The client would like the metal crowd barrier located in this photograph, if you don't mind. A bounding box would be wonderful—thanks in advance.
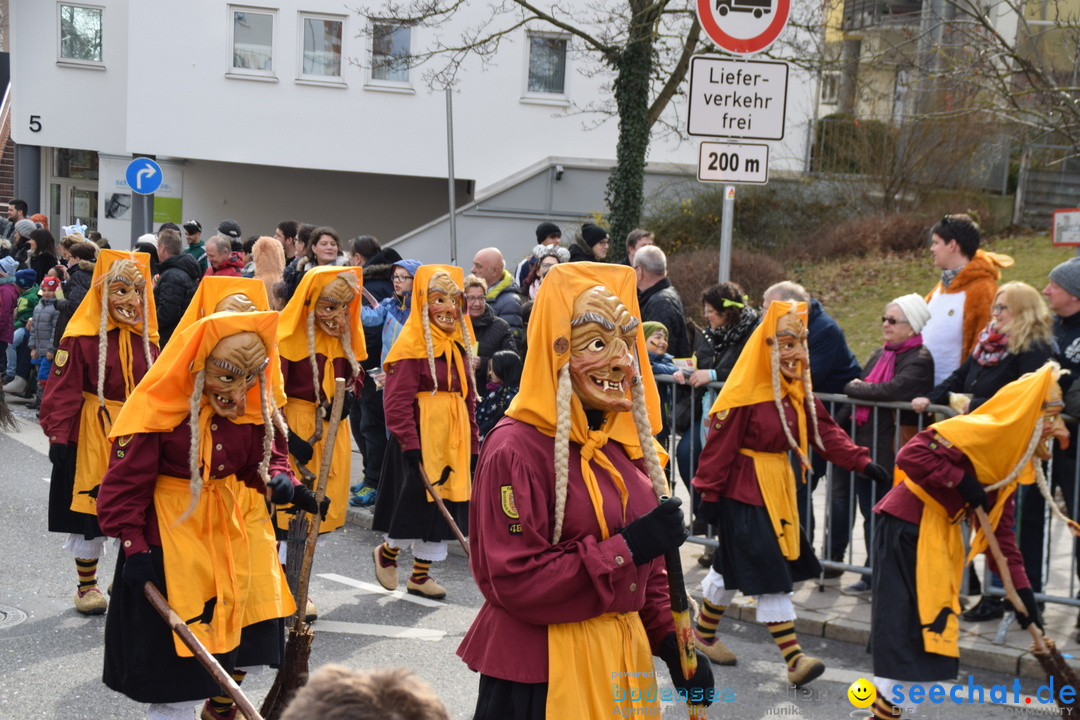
[654,374,1080,612]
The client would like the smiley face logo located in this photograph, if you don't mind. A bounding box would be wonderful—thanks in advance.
[847,678,876,709]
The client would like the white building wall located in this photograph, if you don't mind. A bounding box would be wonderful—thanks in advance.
[11,0,821,251]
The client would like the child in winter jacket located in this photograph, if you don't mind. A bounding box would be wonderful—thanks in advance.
[27,276,61,409]
[3,268,40,396]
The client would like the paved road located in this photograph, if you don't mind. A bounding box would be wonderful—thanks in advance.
[0,414,1068,719]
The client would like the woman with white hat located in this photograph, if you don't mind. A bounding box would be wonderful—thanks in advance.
[827,293,935,594]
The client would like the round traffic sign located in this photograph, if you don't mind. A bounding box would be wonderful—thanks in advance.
[696,0,790,55]
[125,157,163,195]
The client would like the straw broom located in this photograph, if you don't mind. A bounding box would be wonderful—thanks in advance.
[975,507,1079,714]
[260,378,346,720]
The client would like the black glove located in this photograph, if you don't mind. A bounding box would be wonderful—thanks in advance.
[292,483,330,520]
[696,501,720,527]
[122,551,160,590]
[1015,586,1043,630]
[620,497,688,566]
[266,473,294,504]
[956,472,989,512]
[322,392,353,423]
[862,462,890,484]
[287,430,314,466]
[49,442,73,465]
[403,449,422,476]
[659,632,715,707]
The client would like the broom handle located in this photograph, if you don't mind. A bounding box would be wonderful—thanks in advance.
[292,378,346,631]
[974,507,1047,652]
[658,496,706,719]
[144,582,266,720]
[417,462,470,556]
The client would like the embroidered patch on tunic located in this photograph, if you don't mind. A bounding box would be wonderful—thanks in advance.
[54,350,68,368]
[508,522,523,535]
[500,485,519,519]
[118,434,133,447]
[931,432,952,449]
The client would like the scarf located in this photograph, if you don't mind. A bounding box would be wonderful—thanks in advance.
[485,269,514,301]
[700,306,759,353]
[940,265,963,289]
[854,334,924,424]
[972,327,1009,366]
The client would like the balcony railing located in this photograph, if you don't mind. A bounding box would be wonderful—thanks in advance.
[842,0,924,31]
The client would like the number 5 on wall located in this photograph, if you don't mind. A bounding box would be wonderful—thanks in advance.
[29,115,41,132]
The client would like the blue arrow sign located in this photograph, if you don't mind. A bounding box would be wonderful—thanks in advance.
[125,157,163,195]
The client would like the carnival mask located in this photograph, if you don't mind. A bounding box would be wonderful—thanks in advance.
[427,272,462,334]
[105,260,145,327]
[569,286,638,413]
[772,313,809,381]
[313,276,356,338]
[214,293,258,314]
[204,331,269,419]
[1036,381,1070,459]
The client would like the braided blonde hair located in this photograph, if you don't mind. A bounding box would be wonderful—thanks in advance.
[551,364,573,544]
[180,369,206,522]
[304,308,324,445]
[631,378,670,501]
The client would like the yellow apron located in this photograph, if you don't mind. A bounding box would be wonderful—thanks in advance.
[416,391,471,503]
[903,479,964,658]
[154,475,249,657]
[235,484,296,627]
[741,448,800,560]
[70,392,123,516]
[275,398,350,533]
[546,612,659,717]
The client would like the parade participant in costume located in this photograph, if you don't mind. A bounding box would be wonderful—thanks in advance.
[276,265,365,534]
[371,265,478,600]
[866,364,1062,719]
[171,275,322,720]
[41,249,158,615]
[691,301,887,683]
[97,311,299,720]
[458,263,714,719]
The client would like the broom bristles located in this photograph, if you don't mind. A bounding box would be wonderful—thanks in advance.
[1031,636,1080,713]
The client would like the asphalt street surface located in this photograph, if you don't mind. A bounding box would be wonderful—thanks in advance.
[0,413,1067,719]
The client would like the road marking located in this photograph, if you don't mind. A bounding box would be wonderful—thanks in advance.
[313,619,445,641]
[319,573,445,608]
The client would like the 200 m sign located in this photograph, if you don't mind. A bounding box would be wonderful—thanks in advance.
[697,141,769,184]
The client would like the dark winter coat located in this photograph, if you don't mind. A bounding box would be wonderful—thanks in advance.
[30,251,58,284]
[927,338,1053,414]
[835,344,934,467]
[470,304,518,391]
[30,297,60,355]
[54,260,94,348]
[808,298,862,393]
[155,252,203,346]
[638,277,692,359]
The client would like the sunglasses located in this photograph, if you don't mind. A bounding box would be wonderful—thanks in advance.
[881,316,910,325]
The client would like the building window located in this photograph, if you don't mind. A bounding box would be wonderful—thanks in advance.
[821,71,840,105]
[58,3,103,65]
[371,23,411,83]
[300,14,344,79]
[230,6,275,77]
[526,33,567,96]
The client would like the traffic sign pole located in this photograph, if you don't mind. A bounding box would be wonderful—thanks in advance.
[126,156,161,248]
[719,186,735,283]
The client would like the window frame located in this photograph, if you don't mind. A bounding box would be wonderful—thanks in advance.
[820,71,840,106]
[521,30,570,106]
[297,11,347,87]
[365,20,415,93]
[226,4,278,82]
[56,2,105,69]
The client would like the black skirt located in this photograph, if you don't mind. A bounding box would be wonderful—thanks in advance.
[712,497,821,596]
[371,436,468,543]
[870,513,959,682]
[472,674,548,720]
[47,446,103,539]
[102,547,281,703]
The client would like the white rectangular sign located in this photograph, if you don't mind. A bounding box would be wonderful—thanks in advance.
[698,142,769,184]
[687,56,788,140]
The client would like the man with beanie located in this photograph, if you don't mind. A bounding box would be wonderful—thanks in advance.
[569,222,610,262]
[13,219,39,266]
[182,220,208,272]
[634,245,691,358]
[514,221,561,286]
[921,216,1011,384]
[1018,257,1080,631]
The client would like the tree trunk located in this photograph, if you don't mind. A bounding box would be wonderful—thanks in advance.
[604,8,656,262]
